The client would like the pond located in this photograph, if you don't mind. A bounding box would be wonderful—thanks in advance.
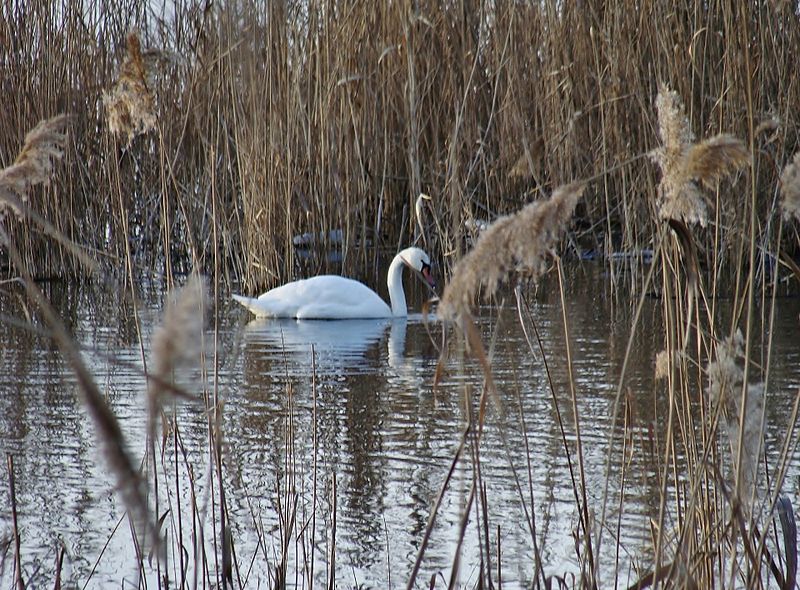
[0,265,798,588]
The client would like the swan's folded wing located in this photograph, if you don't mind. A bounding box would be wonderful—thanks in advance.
[234,275,392,319]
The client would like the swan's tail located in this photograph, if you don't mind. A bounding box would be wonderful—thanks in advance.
[232,294,260,316]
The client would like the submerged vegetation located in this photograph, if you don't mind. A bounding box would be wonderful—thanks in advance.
[2,0,800,588]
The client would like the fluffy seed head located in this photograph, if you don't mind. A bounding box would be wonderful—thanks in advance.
[103,31,157,144]
[148,274,209,455]
[706,330,764,506]
[685,135,751,188]
[651,85,749,227]
[151,273,209,383]
[0,115,70,217]
[440,182,584,321]
[706,330,746,409]
[780,152,800,222]
[655,349,678,380]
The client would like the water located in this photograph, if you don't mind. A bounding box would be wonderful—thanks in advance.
[0,272,799,588]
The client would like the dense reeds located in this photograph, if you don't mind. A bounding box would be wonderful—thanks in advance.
[103,31,158,145]
[651,85,750,228]
[427,78,799,589]
[1,1,799,290]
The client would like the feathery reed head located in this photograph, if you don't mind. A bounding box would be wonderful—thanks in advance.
[439,182,584,321]
[148,273,209,454]
[0,115,71,217]
[654,349,678,380]
[706,330,746,408]
[103,31,157,144]
[654,85,695,159]
[706,330,764,504]
[509,152,533,179]
[151,273,210,383]
[780,152,800,222]
[685,135,751,187]
[651,85,749,227]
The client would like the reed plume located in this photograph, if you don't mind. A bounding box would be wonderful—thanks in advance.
[103,31,157,144]
[654,349,678,381]
[0,115,70,217]
[780,152,800,222]
[148,274,209,435]
[651,85,750,227]
[439,182,584,321]
[706,330,764,509]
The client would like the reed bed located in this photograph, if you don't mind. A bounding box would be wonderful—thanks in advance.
[423,78,800,589]
[1,1,798,291]
[2,1,800,589]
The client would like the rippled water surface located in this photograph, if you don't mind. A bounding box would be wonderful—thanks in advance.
[0,270,798,588]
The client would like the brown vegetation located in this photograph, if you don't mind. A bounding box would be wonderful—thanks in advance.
[0,115,70,218]
[651,85,750,227]
[440,182,584,321]
[103,32,158,145]
[0,1,798,289]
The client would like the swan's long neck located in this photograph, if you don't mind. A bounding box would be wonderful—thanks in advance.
[386,254,408,317]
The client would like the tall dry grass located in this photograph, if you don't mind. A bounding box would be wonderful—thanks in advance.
[0,1,798,292]
[0,114,71,217]
[423,75,799,588]
[0,115,160,580]
[103,31,158,145]
[651,84,750,228]
[587,79,799,589]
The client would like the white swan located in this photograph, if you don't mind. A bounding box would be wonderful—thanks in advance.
[232,247,434,319]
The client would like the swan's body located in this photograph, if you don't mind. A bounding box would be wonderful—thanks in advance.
[235,276,392,319]
[233,247,433,319]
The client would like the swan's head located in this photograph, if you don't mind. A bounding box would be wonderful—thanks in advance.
[399,247,435,289]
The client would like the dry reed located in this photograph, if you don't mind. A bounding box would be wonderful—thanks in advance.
[151,274,209,379]
[0,115,154,553]
[706,330,765,510]
[780,152,800,222]
[4,3,800,585]
[148,274,209,437]
[0,115,70,218]
[654,349,678,381]
[439,182,584,321]
[0,237,157,564]
[103,31,157,145]
[0,115,99,272]
[2,2,798,288]
[651,85,750,227]
[0,112,158,563]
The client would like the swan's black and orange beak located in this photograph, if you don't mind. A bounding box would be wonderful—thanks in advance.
[421,261,436,289]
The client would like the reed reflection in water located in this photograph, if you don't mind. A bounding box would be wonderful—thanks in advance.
[0,277,798,588]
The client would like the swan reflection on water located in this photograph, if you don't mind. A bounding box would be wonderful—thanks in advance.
[238,314,436,381]
[240,317,397,377]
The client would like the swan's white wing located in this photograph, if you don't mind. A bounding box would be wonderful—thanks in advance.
[292,276,391,318]
[234,275,392,319]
